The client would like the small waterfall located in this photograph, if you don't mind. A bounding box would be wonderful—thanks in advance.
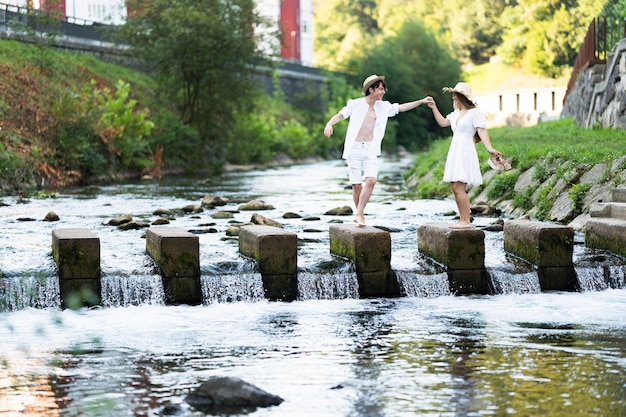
[395,271,450,298]
[574,250,626,290]
[0,274,61,311]
[297,270,360,300]
[575,267,609,291]
[201,273,265,304]
[488,268,541,294]
[101,275,165,307]
[576,264,626,290]
[608,265,625,288]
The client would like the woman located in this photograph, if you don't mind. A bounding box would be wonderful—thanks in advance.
[426,82,501,229]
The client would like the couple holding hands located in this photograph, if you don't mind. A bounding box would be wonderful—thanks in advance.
[324,74,503,229]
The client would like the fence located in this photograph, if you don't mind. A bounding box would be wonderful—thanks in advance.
[0,2,115,43]
[565,17,626,102]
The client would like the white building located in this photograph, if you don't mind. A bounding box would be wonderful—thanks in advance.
[65,0,127,25]
[473,87,567,127]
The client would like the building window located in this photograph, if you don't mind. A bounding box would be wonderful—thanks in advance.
[499,95,502,112]
[552,91,556,111]
[516,94,520,113]
[534,93,537,111]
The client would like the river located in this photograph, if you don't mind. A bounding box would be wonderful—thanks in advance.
[0,155,625,416]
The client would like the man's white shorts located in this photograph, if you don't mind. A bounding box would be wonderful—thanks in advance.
[347,141,379,184]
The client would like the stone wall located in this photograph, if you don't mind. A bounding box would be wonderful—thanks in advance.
[467,154,626,231]
[562,38,626,128]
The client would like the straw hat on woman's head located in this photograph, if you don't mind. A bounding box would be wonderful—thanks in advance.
[442,82,472,100]
[362,74,385,95]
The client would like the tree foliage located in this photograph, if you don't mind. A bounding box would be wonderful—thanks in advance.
[496,0,605,77]
[314,0,609,78]
[120,0,276,170]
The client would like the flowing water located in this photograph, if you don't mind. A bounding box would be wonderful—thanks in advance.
[1,155,625,416]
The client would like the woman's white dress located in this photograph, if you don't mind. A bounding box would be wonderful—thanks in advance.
[443,108,487,186]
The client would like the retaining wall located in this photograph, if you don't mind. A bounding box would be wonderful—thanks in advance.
[563,38,626,128]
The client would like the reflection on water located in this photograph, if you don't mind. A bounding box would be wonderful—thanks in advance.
[1,156,626,416]
[1,294,625,416]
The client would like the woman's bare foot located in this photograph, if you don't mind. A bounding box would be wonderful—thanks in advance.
[450,221,472,229]
[354,213,366,227]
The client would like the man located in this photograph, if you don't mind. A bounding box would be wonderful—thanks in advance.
[324,74,428,227]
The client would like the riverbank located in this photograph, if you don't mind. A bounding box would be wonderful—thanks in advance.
[0,39,337,193]
[404,118,626,229]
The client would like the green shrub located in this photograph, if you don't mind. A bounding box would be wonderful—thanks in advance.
[569,182,592,213]
[486,170,520,200]
[147,110,201,170]
[278,120,315,160]
[513,187,534,211]
[0,141,36,191]
[50,88,105,178]
[535,181,557,220]
[227,111,277,164]
[91,80,155,169]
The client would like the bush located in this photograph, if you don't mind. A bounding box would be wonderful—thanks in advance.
[486,171,520,200]
[147,110,201,171]
[278,120,315,160]
[569,182,593,214]
[227,112,277,164]
[0,141,37,192]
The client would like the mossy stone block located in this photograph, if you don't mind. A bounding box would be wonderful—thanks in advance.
[146,226,200,278]
[239,225,297,275]
[504,220,573,267]
[52,228,100,280]
[417,223,485,270]
[329,224,391,273]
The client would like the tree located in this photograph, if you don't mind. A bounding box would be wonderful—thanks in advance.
[313,0,380,71]
[120,0,277,170]
[497,0,606,77]
[314,0,507,70]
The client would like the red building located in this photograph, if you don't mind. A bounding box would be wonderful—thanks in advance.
[280,0,300,61]
[30,0,65,15]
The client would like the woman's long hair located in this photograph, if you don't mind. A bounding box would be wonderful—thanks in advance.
[451,93,481,143]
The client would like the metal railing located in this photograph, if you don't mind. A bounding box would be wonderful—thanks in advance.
[565,17,626,101]
[0,2,115,42]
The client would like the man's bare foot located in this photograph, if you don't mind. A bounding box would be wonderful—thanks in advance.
[355,213,366,227]
[450,222,472,229]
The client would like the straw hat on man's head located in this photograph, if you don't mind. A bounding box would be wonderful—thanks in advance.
[442,82,472,100]
[362,74,385,95]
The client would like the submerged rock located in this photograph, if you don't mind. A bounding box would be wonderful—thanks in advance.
[108,213,132,226]
[239,200,275,211]
[44,211,60,221]
[324,206,353,216]
[251,213,282,227]
[202,195,229,207]
[185,376,283,412]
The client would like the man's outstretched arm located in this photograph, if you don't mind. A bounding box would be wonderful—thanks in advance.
[398,97,429,113]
